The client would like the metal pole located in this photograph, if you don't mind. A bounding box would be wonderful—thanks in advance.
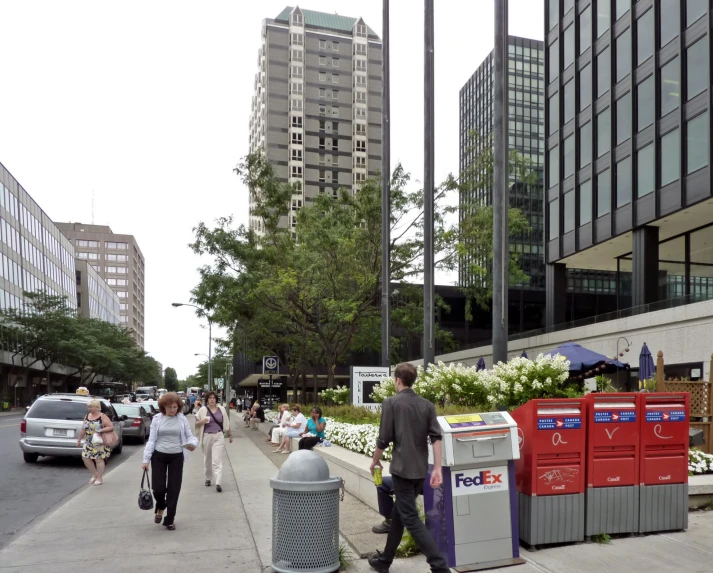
[423,0,435,369]
[269,374,273,410]
[492,0,509,365]
[381,0,391,369]
[207,318,213,392]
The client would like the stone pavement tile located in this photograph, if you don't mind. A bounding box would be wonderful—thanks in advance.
[658,510,713,558]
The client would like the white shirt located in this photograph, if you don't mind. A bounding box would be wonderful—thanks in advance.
[291,413,307,433]
[279,410,292,427]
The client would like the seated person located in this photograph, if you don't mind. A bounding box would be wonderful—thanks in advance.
[371,475,394,534]
[274,405,306,454]
[298,406,327,450]
[267,404,291,444]
[249,403,266,430]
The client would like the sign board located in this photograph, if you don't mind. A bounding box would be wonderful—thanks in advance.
[351,366,390,411]
[259,379,283,389]
[452,466,509,496]
[216,378,224,390]
[263,356,279,375]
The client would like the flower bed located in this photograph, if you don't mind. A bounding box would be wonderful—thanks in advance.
[689,449,713,475]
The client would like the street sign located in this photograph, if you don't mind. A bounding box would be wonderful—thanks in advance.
[351,366,390,411]
[259,379,282,389]
[263,356,279,375]
[216,378,224,390]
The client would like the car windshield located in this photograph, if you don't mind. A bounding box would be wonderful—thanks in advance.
[26,400,88,421]
[114,405,142,416]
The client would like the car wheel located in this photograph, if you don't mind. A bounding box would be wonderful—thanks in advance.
[114,437,123,455]
[23,452,39,463]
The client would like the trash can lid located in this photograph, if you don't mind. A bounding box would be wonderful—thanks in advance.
[275,450,330,483]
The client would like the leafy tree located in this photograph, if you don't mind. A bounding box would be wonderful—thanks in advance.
[192,356,231,390]
[164,367,178,392]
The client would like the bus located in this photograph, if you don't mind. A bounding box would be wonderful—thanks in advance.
[135,386,158,399]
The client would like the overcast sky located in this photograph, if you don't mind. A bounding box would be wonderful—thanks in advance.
[0,0,543,379]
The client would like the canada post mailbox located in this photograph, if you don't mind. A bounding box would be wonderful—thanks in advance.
[511,398,587,546]
[585,393,640,536]
[639,392,690,533]
[425,412,524,571]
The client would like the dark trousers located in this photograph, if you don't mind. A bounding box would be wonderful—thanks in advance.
[151,450,184,526]
[380,474,449,573]
[377,475,394,518]
[298,436,321,450]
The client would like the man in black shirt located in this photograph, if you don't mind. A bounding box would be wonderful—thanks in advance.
[368,363,448,573]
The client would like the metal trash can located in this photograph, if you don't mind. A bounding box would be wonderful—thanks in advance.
[270,450,343,573]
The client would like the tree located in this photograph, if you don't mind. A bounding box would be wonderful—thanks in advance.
[164,367,178,392]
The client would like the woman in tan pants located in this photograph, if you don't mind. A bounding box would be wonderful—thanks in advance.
[195,392,233,492]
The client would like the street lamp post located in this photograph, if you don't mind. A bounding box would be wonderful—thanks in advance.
[173,302,213,392]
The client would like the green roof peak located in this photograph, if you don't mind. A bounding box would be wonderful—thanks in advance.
[274,6,378,38]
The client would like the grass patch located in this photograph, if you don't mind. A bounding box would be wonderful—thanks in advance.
[338,542,355,570]
[593,533,611,544]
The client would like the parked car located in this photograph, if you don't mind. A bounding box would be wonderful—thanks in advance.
[113,404,151,443]
[19,393,127,463]
[135,394,152,402]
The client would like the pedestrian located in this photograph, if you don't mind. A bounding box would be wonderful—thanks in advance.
[274,405,306,454]
[371,475,394,534]
[249,402,265,430]
[298,406,327,450]
[141,392,198,531]
[368,363,448,573]
[195,391,233,493]
[75,399,113,486]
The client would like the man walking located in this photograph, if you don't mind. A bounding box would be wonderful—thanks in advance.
[368,363,449,573]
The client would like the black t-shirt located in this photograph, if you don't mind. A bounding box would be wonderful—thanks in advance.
[256,407,265,422]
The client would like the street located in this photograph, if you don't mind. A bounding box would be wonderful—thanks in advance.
[0,412,142,550]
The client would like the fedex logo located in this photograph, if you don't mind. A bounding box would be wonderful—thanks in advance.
[451,466,509,497]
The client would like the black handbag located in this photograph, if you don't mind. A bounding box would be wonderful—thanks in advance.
[138,469,153,511]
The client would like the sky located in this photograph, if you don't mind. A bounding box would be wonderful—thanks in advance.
[0,0,543,379]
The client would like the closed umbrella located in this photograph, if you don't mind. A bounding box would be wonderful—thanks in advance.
[476,357,486,371]
[638,343,655,390]
[521,350,528,359]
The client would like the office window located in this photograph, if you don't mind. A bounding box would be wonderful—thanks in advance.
[564,80,575,124]
[564,192,575,233]
[291,33,303,45]
[332,58,339,68]
[580,121,592,167]
[687,0,708,26]
[637,144,655,198]
[319,39,326,50]
[332,107,339,117]
[661,129,681,186]
[291,133,302,144]
[616,92,631,145]
[687,112,709,174]
[616,0,630,21]
[580,64,592,111]
[564,135,575,178]
[332,90,339,101]
[687,37,709,100]
[549,146,559,188]
[597,107,611,158]
[637,75,654,131]
[598,0,610,38]
[616,28,631,82]
[291,116,302,128]
[580,7,592,54]
[661,57,680,117]
[549,92,559,135]
[319,56,327,66]
[333,41,339,52]
[564,0,574,16]
[332,74,339,84]
[660,0,680,48]
[291,166,302,177]
[637,10,654,65]
[616,156,632,207]
[549,199,559,240]
[319,72,326,82]
[291,149,302,161]
[549,40,559,83]
[597,169,611,216]
[564,25,574,70]
[597,47,610,97]
[549,0,558,31]
[580,180,592,224]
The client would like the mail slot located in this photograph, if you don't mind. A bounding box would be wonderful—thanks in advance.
[638,393,690,533]
[425,411,523,570]
[584,393,640,536]
[511,398,587,546]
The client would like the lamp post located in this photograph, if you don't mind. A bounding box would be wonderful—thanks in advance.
[173,302,213,392]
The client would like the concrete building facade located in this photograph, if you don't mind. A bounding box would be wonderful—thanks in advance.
[74,259,121,325]
[249,6,382,234]
[57,223,145,347]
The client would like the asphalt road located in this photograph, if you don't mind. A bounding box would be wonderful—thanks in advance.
[0,413,142,550]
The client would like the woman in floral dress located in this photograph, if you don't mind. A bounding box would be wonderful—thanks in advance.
[76,399,113,485]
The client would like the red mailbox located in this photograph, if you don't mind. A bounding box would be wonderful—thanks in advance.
[584,393,640,536]
[511,398,587,545]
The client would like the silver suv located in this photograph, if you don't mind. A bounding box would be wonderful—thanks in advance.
[20,394,126,463]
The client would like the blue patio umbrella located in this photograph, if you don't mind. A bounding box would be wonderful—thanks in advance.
[638,343,655,388]
[545,341,628,375]
[476,357,486,371]
[521,350,528,359]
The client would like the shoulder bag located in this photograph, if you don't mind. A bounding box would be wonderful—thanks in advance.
[138,469,154,510]
[101,414,120,448]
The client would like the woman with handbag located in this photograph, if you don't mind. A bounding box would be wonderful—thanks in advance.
[75,399,116,486]
[195,391,233,492]
[141,392,197,530]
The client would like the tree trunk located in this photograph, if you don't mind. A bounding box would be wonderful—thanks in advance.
[300,371,308,404]
[313,368,319,404]
[326,361,335,389]
[290,371,299,403]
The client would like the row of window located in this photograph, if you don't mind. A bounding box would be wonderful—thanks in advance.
[19,203,42,243]
[77,251,129,261]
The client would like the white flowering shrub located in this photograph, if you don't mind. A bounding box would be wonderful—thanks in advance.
[689,449,713,475]
[323,417,393,460]
[320,385,351,405]
[265,410,279,423]
[370,376,397,402]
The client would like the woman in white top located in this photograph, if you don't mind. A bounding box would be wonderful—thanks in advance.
[274,404,307,454]
[269,404,292,450]
[141,393,198,530]
[195,391,233,493]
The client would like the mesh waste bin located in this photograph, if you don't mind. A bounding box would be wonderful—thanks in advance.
[270,450,343,573]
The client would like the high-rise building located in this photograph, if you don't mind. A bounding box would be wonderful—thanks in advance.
[459,36,546,289]
[74,260,121,325]
[57,223,145,347]
[544,0,713,327]
[249,6,382,234]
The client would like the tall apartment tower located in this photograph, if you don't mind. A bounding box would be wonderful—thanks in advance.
[249,6,382,234]
[56,223,145,347]
[459,36,546,289]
